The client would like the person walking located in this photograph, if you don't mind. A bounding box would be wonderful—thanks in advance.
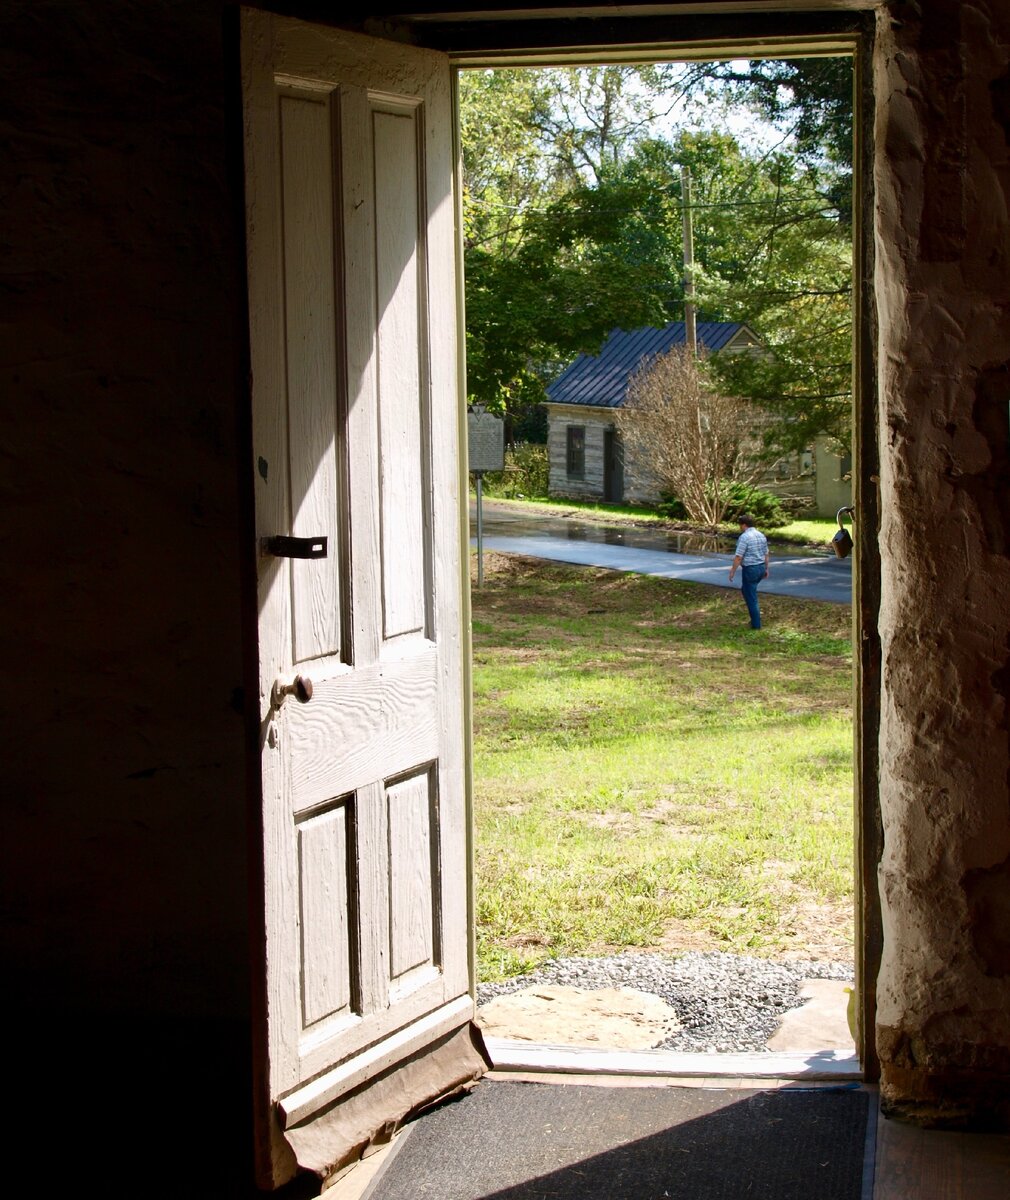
[728,513,769,629]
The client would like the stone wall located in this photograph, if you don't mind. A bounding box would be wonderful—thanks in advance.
[874,0,1010,1127]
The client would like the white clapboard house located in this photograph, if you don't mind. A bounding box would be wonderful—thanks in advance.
[545,321,850,514]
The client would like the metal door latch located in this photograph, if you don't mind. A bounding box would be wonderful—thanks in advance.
[262,535,328,559]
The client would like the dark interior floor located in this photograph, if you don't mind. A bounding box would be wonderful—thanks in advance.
[324,1078,1010,1200]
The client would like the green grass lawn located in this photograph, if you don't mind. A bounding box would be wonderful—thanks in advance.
[474,494,840,550]
[772,518,845,547]
[471,553,855,981]
[478,494,671,524]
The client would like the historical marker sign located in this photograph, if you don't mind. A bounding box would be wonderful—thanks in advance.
[467,407,503,589]
[467,408,504,473]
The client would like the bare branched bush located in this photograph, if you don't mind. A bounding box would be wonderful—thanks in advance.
[616,346,764,526]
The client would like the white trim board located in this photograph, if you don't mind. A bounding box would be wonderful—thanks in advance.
[483,1039,861,1080]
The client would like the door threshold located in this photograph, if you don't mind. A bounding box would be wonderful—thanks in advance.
[483,1038,861,1081]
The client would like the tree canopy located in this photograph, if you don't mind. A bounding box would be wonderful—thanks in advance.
[699,57,854,220]
[458,60,854,453]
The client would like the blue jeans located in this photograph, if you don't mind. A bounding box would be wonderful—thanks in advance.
[740,563,766,629]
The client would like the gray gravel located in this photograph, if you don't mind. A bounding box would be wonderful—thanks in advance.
[477,951,853,1053]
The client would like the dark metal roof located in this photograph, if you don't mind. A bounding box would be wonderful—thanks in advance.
[545,322,749,409]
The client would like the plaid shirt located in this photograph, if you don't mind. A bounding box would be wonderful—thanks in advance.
[735,526,768,566]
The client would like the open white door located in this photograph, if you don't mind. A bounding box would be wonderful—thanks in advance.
[241,9,482,1188]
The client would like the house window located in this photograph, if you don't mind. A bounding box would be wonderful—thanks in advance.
[566,425,585,477]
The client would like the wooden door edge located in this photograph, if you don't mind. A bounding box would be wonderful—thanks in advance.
[285,1017,489,1184]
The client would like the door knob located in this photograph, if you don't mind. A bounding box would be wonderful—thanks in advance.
[272,674,313,707]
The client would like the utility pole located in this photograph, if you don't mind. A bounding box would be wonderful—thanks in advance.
[681,165,697,357]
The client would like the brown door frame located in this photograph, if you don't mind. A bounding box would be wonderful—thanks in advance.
[850,30,881,1081]
[319,1,883,1078]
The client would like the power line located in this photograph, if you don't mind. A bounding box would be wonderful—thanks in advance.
[465,195,844,216]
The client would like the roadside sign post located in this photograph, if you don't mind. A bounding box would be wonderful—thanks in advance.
[467,406,504,588]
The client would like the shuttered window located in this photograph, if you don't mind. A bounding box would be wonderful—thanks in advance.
[566,425,585,477]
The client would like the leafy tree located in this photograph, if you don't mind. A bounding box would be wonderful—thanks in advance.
[690,144,853,454]
[592,130,853,455]
[531,63,707,185]
[459,69,559,256]
[702,223,853,455]
[462,147,682,428]
[459,67,684,432]
[458,65,854,455]
[593,129,853,454]
[697,57,853,219]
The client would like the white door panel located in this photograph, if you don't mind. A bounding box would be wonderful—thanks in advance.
[242,8,475,1186]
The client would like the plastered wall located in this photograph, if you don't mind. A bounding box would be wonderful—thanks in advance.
[0,0,253,1025]
[874,0,1010,1126]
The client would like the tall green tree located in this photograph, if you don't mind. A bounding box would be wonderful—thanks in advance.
[463,165,678,423]
[460,67,690,429]
[702,213,853,454]
[531,64,707,185]
[459,69,559,257]
[696,57,853,219]
[662,60,855,451]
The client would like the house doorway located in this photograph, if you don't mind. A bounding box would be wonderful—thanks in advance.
[459,42,874,1074]
[603,429,624,503]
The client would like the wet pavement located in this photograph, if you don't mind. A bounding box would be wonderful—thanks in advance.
[470,500,852,605]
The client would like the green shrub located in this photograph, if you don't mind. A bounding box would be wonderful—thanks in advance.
[657,481,789,528]
[656,492,688,519]
[719,481,790,527]
[479,442,549,499]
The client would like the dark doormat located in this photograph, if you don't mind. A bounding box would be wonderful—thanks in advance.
[365,1080,870,1200]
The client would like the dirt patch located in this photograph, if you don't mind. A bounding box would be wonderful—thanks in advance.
[774,899,854,962]
[656,920,733,955]
[580,810,636,831]
[501,933,552,950]
[639,798,679,822]
[656,897,854,964]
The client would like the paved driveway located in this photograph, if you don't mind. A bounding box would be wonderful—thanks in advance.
[470,502,851,605]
